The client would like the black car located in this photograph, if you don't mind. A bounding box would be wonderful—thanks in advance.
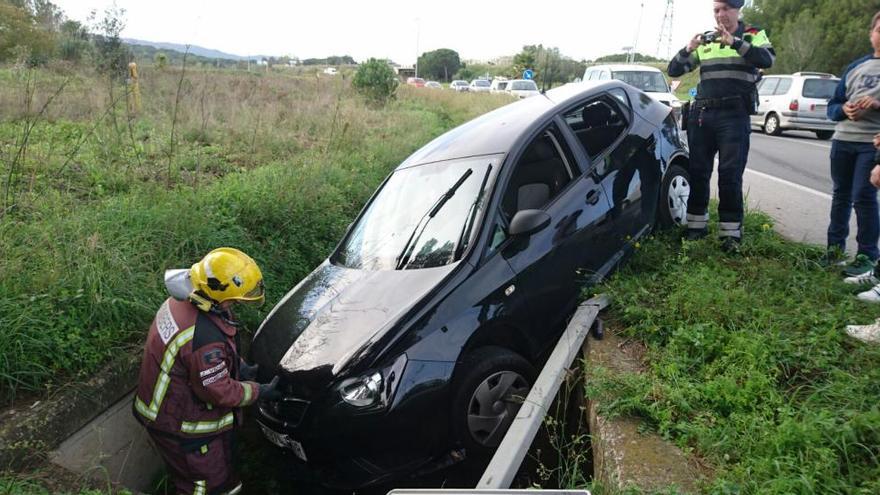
[250,80,691,488]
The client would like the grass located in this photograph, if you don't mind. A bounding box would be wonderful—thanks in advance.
[0,63,511,405]
[588,209,880,494]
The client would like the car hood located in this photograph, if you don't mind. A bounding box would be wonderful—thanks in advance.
[643,91,678,105]
[252,260,457,389]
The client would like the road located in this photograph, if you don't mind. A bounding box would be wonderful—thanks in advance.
[708,129,862,253]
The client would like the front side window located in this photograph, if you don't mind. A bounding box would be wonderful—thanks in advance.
[758,77,779,96]
[612,71,670,93]
[334,157,500,271]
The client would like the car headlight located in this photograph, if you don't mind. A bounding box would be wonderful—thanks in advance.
[338,353,408,408]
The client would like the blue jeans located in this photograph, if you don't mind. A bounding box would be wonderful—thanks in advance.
[828,140,880,260]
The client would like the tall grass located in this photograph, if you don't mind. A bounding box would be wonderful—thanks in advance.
[0,64,510,404]
[590,211,880,494]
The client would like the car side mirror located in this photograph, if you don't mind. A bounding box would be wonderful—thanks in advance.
[508,209,551,237]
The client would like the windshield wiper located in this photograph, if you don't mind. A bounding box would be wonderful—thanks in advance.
[454,165,492,261]
[395,168,474,270]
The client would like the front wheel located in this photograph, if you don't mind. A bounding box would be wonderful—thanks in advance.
[657,164,691,228]
[816,130,833,140]
[451,346,536,459]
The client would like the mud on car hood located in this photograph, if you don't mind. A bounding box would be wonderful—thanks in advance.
[251,260,456,393]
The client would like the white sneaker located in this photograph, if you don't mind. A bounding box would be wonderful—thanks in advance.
[845,319,880,343]
[856,282,880,302]
[844,270,880,286]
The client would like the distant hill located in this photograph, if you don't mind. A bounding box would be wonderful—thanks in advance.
[123,38,266,61]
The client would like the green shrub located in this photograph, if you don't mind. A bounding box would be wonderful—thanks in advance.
[352,58,398,104]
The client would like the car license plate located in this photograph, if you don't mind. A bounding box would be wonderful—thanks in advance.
[258,422,308,462]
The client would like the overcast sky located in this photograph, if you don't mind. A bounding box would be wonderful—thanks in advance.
[53,0,725,64]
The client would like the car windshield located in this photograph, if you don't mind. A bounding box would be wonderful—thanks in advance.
[333,157,499,271]
[473,80,490,87]
[612,71,669,93]
[510,81,537,91]
[802,79,838,99]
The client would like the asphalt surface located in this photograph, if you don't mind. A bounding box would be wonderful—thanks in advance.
[711,128,862,252]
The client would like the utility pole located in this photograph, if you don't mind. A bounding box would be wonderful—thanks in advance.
[630,1,645,64]
[415,17,420,78]
[657,0,675,59]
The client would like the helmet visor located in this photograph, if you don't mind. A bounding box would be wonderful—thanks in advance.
[241,279,265,305]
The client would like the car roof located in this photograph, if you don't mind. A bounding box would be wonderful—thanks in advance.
[587,64,663,73]
[397,81,633,168]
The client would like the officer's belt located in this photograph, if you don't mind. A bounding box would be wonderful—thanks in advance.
[693,96,746,110]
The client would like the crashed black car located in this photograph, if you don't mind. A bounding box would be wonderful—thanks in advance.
[250,80,691,488]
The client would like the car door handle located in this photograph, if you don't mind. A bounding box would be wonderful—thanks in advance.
[585,189,601,205]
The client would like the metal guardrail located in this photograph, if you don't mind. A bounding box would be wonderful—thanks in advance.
[476,295,609,490]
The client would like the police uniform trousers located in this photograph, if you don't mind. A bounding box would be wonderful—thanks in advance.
[147,428,238,495]
[685,103,752,239]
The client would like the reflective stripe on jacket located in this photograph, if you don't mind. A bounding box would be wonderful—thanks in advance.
[668,22,774,99]
[133,297,259,438]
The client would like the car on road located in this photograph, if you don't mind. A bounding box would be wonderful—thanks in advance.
[407,77,426,88]
[425,81,443,89]
[469,79,492,93]
[450,80,469,92]
[507,79,540,99]
[583,64,682,123]
[251,80,691,489]
[490,78,509,93]
[750,72,840,139]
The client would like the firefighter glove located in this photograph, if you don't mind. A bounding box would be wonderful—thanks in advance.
[258,376,282,402]
[240,360,259,381]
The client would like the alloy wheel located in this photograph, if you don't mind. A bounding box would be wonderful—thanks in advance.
[466,370,529,447]
[765,114,780,135]
[667,174,690,227]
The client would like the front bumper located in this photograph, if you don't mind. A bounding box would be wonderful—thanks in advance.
[255,361,456,488]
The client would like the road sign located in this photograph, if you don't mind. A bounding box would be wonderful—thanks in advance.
[689,87,698,98]
[523,69,534,80]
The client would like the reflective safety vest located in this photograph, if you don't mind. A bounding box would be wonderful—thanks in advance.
[133,298,260,438]
[668,22,775,99]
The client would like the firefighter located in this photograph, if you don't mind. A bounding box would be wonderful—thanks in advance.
[133,248,281,495]
[668,0,775,252]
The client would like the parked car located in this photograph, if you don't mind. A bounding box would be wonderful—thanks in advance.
[750,72,839,139]
[490,78,509,93]
[469,79,492,93]
[507,79,540,99]
[406,77,426,88]
[584,64,682,122]
[450,80,470,92]
[323,67,338,75]
[251,80,691,489]
[425,81,443,89]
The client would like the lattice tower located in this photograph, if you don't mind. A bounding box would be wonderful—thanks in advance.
[656,0,675,59]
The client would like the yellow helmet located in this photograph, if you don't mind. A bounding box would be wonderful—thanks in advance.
[189,248,265,306]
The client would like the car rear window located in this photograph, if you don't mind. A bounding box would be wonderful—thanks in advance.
[802,79,838,99]
[511,81,537,91]
[474,80,490,87]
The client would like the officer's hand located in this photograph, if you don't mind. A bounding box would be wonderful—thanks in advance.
[870,165,880,189]
[258,376,282,402]
[716,24,735,47]
[686,33,703,53]
[240,360,259,381]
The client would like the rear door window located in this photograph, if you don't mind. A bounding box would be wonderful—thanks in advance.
[561,95,629,160]
[758,77,779,96]
[774,78,793,95]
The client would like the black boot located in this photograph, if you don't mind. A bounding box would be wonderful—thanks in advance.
[721,236,741,254]
[684,228,709,241]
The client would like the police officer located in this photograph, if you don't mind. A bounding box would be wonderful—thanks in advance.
[134,248,281,495]
[668,0,775,251]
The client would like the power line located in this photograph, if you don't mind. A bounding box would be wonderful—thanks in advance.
[656,0,675,59]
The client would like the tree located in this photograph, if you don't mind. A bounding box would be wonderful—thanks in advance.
[89,5,131,77]
[58,19,89,62]
[0,2,55,64]
[154,51,168,70]
[353,58,398,104]
[417,48,461,82]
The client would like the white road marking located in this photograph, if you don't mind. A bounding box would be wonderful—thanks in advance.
[751,133,832,150]
[744,168,832,200]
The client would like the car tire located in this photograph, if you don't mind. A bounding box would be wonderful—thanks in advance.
[815,130,833,140]
[451,346,536,459]
[657,164,691,228]
[764,113,782,136]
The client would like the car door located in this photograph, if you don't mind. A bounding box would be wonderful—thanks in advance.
[488,121,614,343]
[755,76,780,124]
[561,89,656,246]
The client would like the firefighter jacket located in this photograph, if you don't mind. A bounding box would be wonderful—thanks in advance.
[668,22,775,99]
[133,297,260,438]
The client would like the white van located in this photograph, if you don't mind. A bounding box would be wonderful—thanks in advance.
[583,64,682,120]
